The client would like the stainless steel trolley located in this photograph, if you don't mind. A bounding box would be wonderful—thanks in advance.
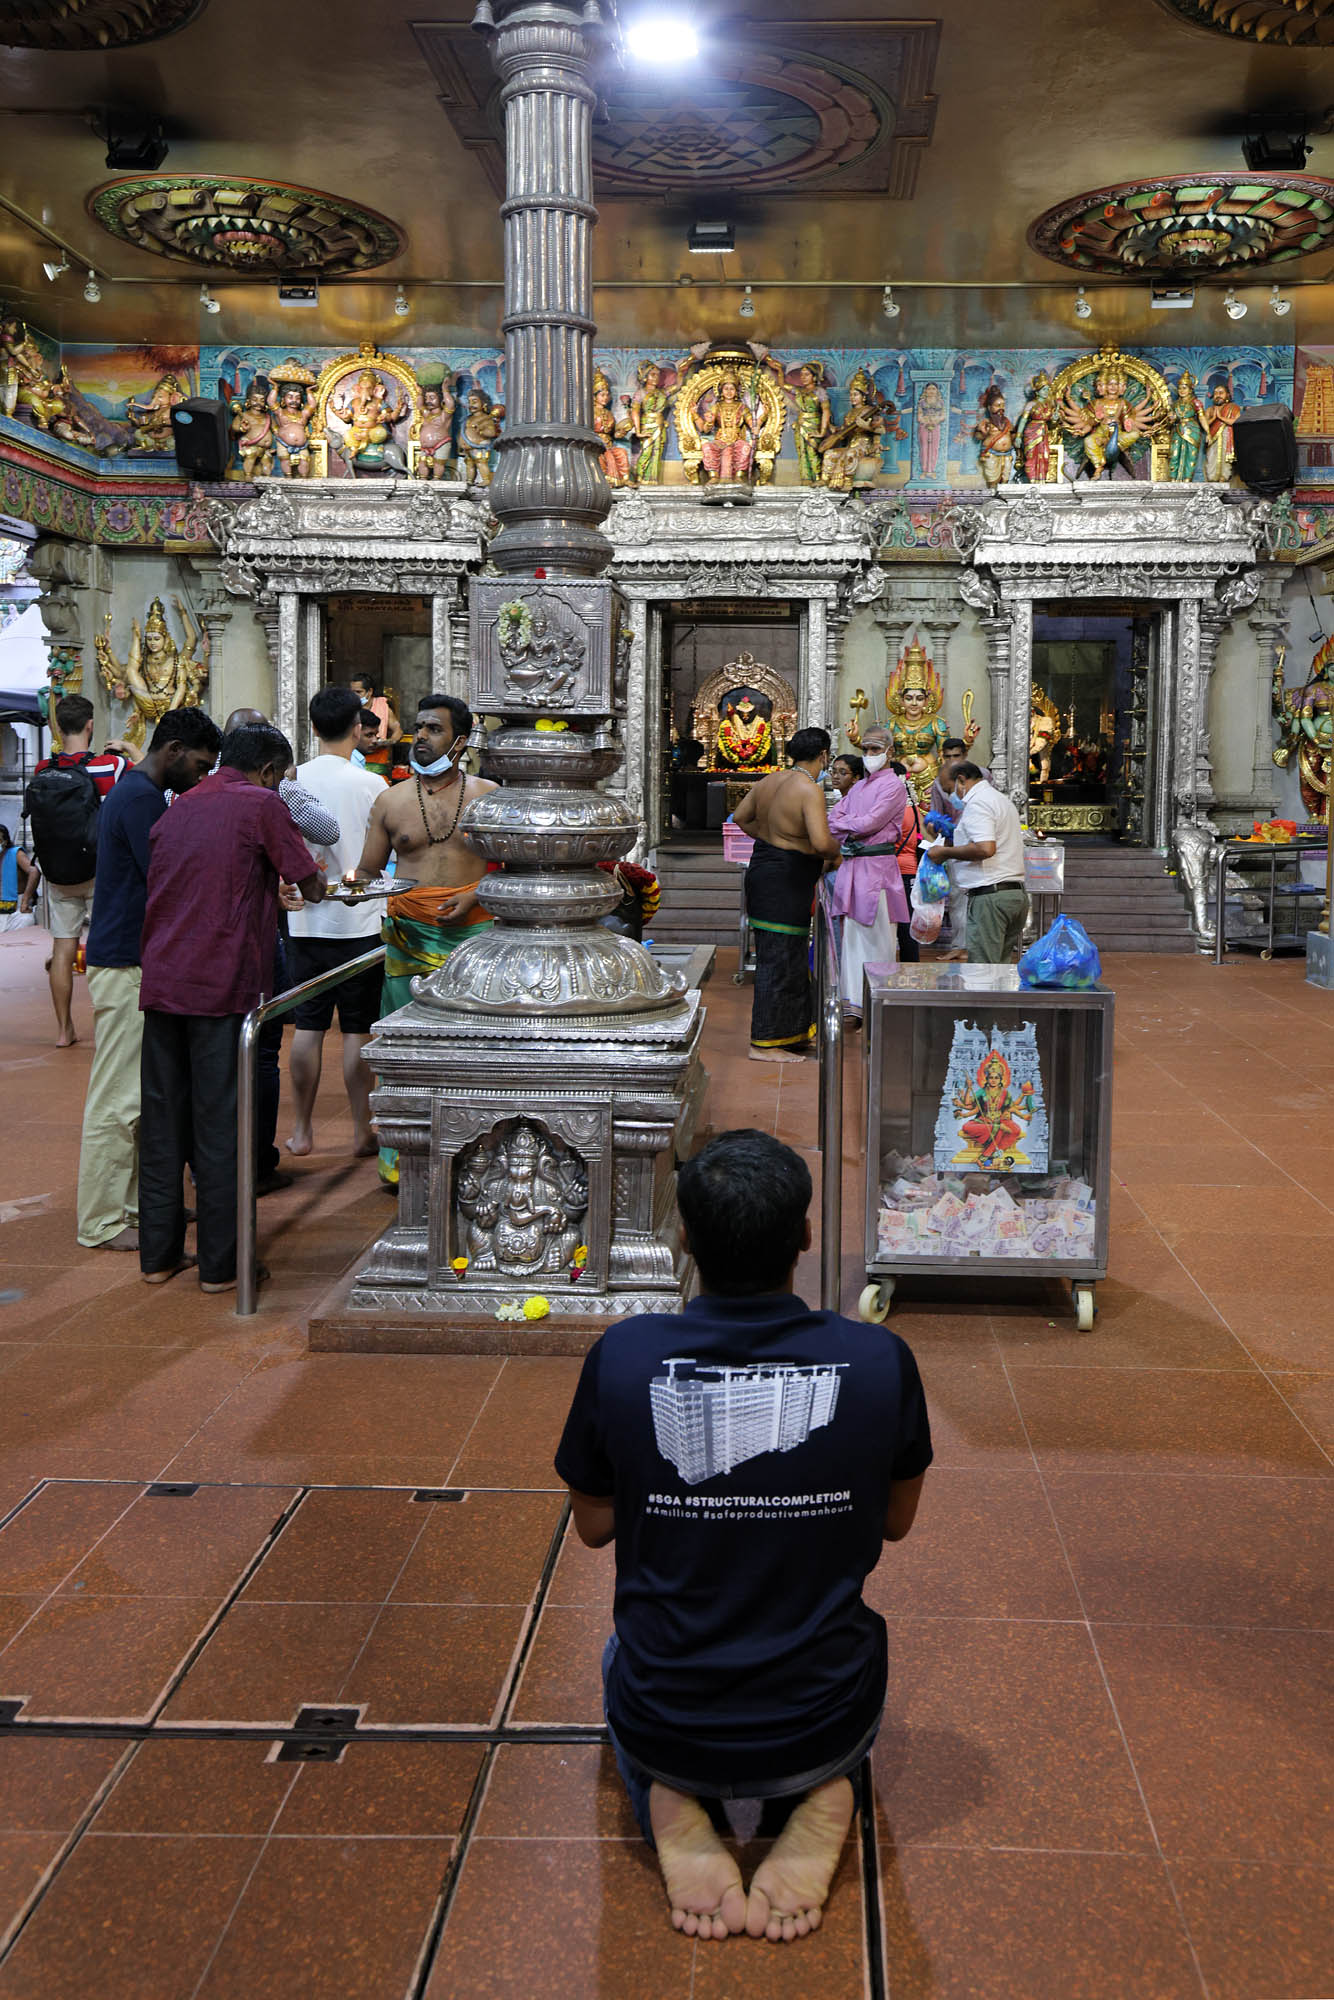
[1212,838,1326,964]
[860,964,1113,1330]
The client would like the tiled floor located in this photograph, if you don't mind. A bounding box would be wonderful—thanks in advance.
[0,924,1330,1996]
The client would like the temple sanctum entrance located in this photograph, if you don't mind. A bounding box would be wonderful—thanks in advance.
[1029,604,1160,840]
[656,601,802,840]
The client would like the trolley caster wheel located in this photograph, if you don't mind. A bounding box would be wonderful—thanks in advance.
[1074,1285,1095,1332]
[1260,949,1273,963]
[858,1281,894,1324]
[732,972,746,985]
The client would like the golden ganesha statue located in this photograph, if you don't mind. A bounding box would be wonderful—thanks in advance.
[95,596,209,751]
[1029,685,1062,784]
[849,635,977,806]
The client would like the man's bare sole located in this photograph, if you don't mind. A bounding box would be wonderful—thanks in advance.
[748,1047,806,1065]
[745,1776,854,1943]
[649,1784,746,1941]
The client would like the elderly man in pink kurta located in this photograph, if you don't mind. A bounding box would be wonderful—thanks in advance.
[826,725,910,1019]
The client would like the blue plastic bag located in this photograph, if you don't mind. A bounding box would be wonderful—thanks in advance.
[922,810,955,839]
[914,853,951,904]
[1018,915,1102,989]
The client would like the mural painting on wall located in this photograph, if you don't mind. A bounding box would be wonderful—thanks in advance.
[847,634,979,805]
[1273,635,1334,825]
[0,326,199,458]
[1295,348,1334,483]
[94,595,209,750]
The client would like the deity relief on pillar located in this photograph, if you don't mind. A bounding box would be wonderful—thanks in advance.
[849,634,978,805]
[593,369,632,487]
[454,1120,589,1279]
[94,595,208,751]
[675,346,784,493]
[1273,636,1333,823]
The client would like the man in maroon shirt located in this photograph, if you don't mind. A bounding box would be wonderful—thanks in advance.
[137,723,326,1292]
[29,694,126,1047]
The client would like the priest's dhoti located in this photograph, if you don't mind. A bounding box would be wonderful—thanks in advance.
[745,838,822,1053]
[840,890,897,1014]
[377,884,492,1185]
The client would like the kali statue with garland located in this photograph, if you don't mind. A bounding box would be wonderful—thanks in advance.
[849,635,978,807]
[94,596,209,751]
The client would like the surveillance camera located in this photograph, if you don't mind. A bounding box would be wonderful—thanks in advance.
[199,284,221,315]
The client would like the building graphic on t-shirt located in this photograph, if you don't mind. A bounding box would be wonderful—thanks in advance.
[649,1359,846,1485]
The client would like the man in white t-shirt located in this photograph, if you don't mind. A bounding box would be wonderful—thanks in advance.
[924,763,1028,964]
[285,687,387,1158]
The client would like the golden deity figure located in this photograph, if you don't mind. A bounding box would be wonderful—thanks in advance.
[593,368,631,486]
[696,371,755,486]
[94,595,208,751]
[850,636,978,805]
[460,387,504,486]
[1273,637,1333,824]
[266,361,318,477]
[819,370,889,491]
[1029,684,1062,784]
[413,382,457,480]
[623,359,670,485]
[785,361,832,485]
[715,690,773,769]
[228,383,274,480]
[126,373,186,454]
[1058,358,1166,481]
[331,367,407,468]
[0,317,99,448]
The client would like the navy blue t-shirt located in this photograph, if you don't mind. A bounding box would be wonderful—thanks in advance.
[555,1292,932,1792]
[86,768,167,969]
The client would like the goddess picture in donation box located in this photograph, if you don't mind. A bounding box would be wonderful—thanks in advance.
[934,1021,1049,1174]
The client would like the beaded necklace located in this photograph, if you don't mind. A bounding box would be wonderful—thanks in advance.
[416,771,468,846]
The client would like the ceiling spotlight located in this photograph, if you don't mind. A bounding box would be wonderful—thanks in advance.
[1270,283,1291,318]
[625,13,699,63]
[394,285,410,317]
[199,283,221,315]
[82,270,101,303]
[41,256,68,283]
[738,283,755,319]
[1224,288,1247,321]
[687,219,734,255]
[882,284,900,320]
[1074,285,1092,321]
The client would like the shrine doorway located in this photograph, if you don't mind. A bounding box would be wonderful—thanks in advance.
[325,593,432,740]
[1029,603,1161,842]
[657,601,802,844]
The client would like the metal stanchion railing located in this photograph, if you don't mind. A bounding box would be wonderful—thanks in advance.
[815,882,844,1314]
[236,944,386,1318]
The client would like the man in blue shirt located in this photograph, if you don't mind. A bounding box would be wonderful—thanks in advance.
[76,707,221,1252]
[555,1129,932,1945]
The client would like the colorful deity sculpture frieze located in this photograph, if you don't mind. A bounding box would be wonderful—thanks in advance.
[850,635,978,805]
[593,368,631,487]
[1166,368,1210,483]
[460,385,504,487]
[1273,636,1333,824]
[1012,371,1055,484]
[1053,347,1172,482]
[415,381,458,480]
[228,381,273,480]
[784,361,832,485]
[819,368,900,491]
[675,346,785,492]
[624,358,672,485]
[1,317,99,450]
[125,372,186,454]
[973,385,1015,488]
[313,345,420,479]
[94,594,208,750]
[265,360,318,478]
[1203,381,1242,482]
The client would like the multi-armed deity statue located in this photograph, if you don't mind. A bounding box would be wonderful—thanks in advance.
[1273,636,1333,824]
[94,596,209,750]
[674,346,785,499]
[849,634,979,806]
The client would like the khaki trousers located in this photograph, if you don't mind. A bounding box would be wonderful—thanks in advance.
[76,965,143,1247]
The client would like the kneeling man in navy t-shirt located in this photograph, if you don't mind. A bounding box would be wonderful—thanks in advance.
[556,1128,933,1945]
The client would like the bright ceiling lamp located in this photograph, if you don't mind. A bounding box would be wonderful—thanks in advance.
[625,13,699,62]
[1224,288,1247,320]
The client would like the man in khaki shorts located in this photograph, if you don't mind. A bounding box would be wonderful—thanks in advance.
[23,695,126,1047]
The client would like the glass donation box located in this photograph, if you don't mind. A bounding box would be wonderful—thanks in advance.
[861,964,1114,1330]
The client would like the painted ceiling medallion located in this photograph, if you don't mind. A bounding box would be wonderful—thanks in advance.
[1030,172,1334,276]
[1151,0,1334,46]
[0,0,202,47]
[87,175,404,275]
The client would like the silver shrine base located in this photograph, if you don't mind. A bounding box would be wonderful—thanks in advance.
[343,990,707,1339]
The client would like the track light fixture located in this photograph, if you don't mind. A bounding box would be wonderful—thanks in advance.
[42,256,68,283]
[738,282,754,319]
[1269,283,1291,318]
[394,285,410,317]
[1073,285,1092,321]
[82,270,101,303]
[1224,288,1247,321]
[881,284,900,320]
[199,283,221,315]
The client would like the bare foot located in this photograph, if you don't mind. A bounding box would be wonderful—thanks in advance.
[285,1132,313,1158]
[142,1254,197,1286]
[748,1047,806,1065]
[649,1783,746,1941]
[745,1776,854,1943]
[56,1028,77,1049]
[103,1226,139,1252]
[352,1137,378,1158]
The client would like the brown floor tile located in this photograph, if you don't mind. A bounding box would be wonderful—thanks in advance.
[0,1346,257,1459]
[425,1837,695,2000]
[96,1738,294,1834]
[1047,1472,1334,1628]
[0,1833,261,2000]
[240,1486,427,1603]
[1096,1625,1332,1863]
[0,1481,138,1594]
[1162,1229,1329,1299]
[162,1600,378,1726]
[0,1836,68,1953]
[509,1602,607,1725]
[879,1848,1203,2000]
[0,1736,126,1831]
[1134,1182,1334,1236]
[342,1604,527,1725]
[1278,1373,1334,1457]
[448,1357,584,1488]
[195,1835,452,2000]
[1203,1289,1334,1375]
[0,1262,134,1346]
[0,1593,220,1722]
[275,1741,485,1837]
[545,1518,615,1612]
[1171,1861,1334,2000]
[479,1743,641,1840]
[991,1287,1255,1371]
[865,1468,1081,1621]
[391,1489,564,1604]
[1010,1366,1332,1477]
[873,1618,1152,1854]
[1110,1141,1279,1186]
[912,1355,1030,1467]
[56,1483,295,1598]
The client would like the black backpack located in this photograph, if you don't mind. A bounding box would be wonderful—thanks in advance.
[23,755,102,885]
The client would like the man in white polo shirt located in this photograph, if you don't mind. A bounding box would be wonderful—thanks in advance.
[285,686,386,1159]
[925,762,1028,964]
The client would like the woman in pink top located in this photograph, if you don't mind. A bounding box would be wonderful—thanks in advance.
[826,726,910,1019]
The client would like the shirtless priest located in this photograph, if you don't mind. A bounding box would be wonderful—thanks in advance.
[348,692,495,1184]
[732,727,840,1062]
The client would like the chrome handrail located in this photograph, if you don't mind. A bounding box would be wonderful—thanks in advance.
[236,944,386,1317]
[815,881,844,1313]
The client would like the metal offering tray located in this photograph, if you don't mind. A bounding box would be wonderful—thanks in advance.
[322,874,419,906]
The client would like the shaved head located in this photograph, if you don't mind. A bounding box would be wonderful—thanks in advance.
[223,706,267,734]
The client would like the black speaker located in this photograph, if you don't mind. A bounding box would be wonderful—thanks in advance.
[1232,403,1297,498]
[170,398,231,482]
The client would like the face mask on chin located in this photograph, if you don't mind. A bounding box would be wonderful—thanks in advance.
[410,743,458,779]
[863,750,889,774]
